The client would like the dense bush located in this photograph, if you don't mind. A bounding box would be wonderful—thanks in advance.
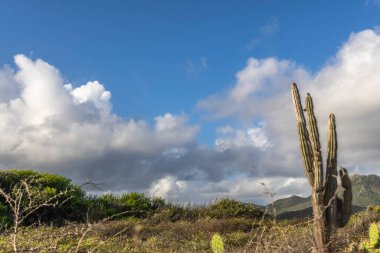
[204,199,266,219]
[86,192,166,221]
[0,170,86,226]
[0,170,169,225]
[150,199,267,222]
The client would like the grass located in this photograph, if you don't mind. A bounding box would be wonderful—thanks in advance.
[0,207,379,252]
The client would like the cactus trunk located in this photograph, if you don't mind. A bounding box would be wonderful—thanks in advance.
[291,83,352,253]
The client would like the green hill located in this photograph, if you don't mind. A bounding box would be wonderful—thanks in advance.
[350,174,380,206]
[268,195,311,215]
[269,174,380,218]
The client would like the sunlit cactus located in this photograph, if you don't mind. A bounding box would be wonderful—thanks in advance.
[370,223,380,248]
[360,223,380,252]
[291,83,352,253]
[211,233,225,253]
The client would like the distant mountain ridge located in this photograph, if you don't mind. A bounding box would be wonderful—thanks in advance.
[268,174,380,219]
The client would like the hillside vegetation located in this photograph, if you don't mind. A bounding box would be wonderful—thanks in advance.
[0,170,378,252]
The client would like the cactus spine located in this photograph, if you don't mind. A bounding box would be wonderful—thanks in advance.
[291,83,352,253]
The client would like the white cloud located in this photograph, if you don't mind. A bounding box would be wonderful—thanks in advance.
[0,55,199,181]
[13,54,74,125]
[1,28,379,205]
[147,175,310,204]
[215,124,270,151]
[198,57,310,119]
[199,29,380,185]
[148,176,188,199]
[70,81,112,114]
[0,55,272,204]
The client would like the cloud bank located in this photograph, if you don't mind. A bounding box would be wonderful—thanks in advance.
[199,29,380,187]
[0,28,379,204]
[0,54,271,203]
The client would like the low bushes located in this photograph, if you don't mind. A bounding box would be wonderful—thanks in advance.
[204,199,266,219]
[0,170,267,228]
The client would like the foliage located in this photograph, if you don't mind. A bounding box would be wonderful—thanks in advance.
[0,195,377,252]
[149,199,266,222]
[86,192,166,221]
[0,170,86,226]
[205,199,266,219]
[0,170,168,225]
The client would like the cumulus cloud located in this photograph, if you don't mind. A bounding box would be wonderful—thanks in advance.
[148,174,309,204]
[199,29,380,187]
[0,55,203,189]
[0,54,271,204]
[1,28,378,205]
[198,57,310,120]
[148,176,188,200]
[215,124,270,152]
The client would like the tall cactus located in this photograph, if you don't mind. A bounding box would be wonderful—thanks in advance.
[291,83,352,253]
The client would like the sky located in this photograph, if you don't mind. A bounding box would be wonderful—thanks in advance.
[0,0,380,204]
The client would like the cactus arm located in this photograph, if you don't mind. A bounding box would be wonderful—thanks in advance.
[324,114,339,235]
[297,122,315,185]
[338,167,352,227]
[305,94,324,192]
[327,114,338,174]
[323,114,338,207]
[291,83,307,126]
[291,83,314,186]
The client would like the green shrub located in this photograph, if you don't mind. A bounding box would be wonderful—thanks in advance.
[205,199,266,219]
[87,192,166,221]
[0,170,86,225]
[120,192,152,213]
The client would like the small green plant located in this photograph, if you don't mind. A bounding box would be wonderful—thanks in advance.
[211,233,224,253]
[360,223,380,252]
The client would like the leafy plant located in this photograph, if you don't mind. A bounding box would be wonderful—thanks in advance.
[0,170,86,225]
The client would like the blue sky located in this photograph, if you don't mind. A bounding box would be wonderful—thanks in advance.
[1,1,379,119]
[0,1,380,203]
